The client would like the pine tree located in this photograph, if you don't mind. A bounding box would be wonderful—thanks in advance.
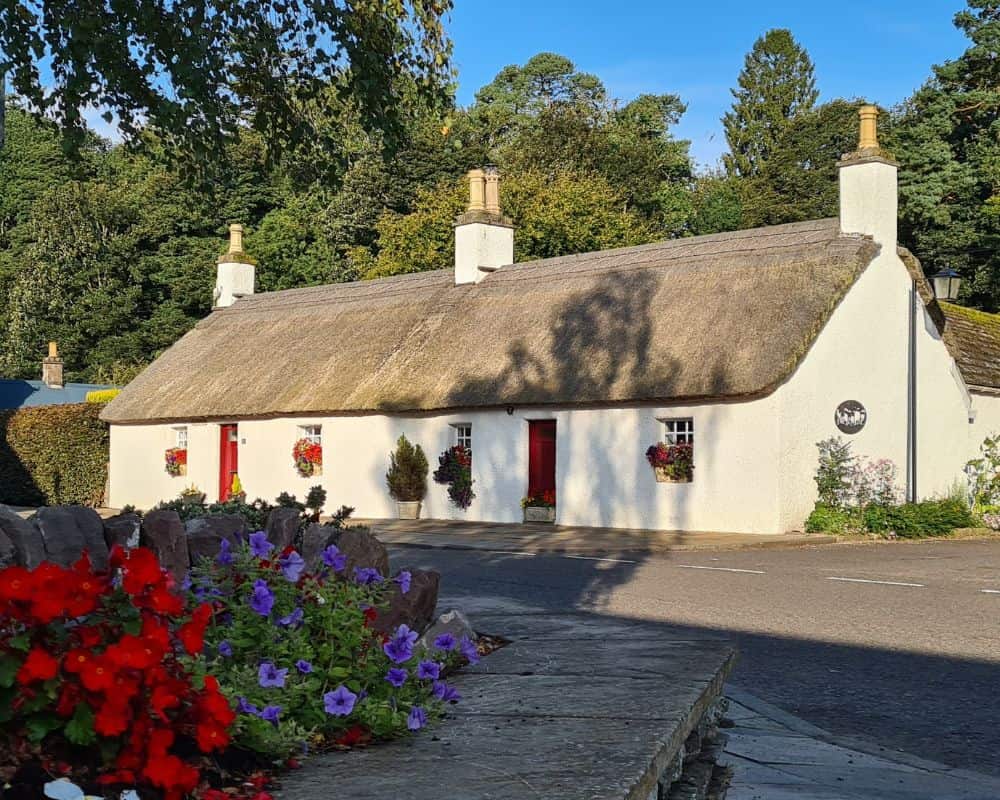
[722,29,818,178]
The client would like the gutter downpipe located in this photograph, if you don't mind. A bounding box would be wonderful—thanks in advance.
[907,279,918,503]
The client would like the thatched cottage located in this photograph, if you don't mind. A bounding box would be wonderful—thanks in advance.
[102,108,1000,533]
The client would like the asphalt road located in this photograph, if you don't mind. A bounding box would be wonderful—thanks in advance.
[389,539,1000,777]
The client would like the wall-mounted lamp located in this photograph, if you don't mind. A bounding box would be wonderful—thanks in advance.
[505,406,514,416]
[931,268,962,302]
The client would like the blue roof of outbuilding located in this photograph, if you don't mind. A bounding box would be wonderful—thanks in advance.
[0,380,113,409]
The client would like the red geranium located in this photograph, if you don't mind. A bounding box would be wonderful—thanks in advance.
[16,647,59,684]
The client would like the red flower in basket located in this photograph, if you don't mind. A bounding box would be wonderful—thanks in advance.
[164,447,187,477]
[293,438,323,477]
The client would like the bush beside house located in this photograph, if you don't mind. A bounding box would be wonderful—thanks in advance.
[0,403,108,506]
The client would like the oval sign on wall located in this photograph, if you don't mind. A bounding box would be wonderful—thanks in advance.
[835,400,867,434]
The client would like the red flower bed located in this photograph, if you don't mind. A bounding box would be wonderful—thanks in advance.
[0,547,234,799]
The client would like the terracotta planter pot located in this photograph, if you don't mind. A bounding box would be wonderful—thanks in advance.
[654,466,692,483]
[523,506,556,523]
[397,501,422,520]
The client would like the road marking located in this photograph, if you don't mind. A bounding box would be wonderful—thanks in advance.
[980,589,1000,594]
[484,550,538,558]
[677,565,766,575]
[561,554,638,564]
[826,577,924,587]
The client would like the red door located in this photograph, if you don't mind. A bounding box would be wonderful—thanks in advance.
[219,424,239,501]
[528,420,556,498]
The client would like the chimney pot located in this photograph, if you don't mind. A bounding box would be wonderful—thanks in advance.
[484,166,501,215]
[228,223,244,255]
[858,104,879,150]
[214,222,256,308]
[48,341,58,359]
[467,169,486,213]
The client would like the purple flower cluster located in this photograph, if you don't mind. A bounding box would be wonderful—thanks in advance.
[324,685,358,716]
[249,578,275,616]
[383,624,418,664]
[433,633,456,652]
[249,530,274,559]
[416,660,441,681]
[237,696,282,727]
[385,667,408,687]
[432,681,461,702]
[407,707,427,731]
[258,661,289,688]
[322,544,347,572]
[279,550,305,582]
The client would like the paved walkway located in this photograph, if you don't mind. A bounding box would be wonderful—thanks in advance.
[723,689,1000,800]
[358,517,835,555]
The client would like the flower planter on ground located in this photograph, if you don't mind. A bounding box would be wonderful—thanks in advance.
[397,500,422,519]
[523,506,556,523]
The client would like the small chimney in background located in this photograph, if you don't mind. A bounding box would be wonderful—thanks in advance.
[454,167,514,285]
[838,104,898,247]
[214,223,256,309]
[42,341,64,389]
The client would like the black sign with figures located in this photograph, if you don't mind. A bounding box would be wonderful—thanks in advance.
[835,400,867,434]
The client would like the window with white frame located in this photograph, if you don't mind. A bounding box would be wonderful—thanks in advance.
[299,424,322,445]
[173,426,188,449]
[662,417,694,446]
[453,423,472,453]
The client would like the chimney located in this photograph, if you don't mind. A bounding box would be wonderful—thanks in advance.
[838,104,898,247]
[454,166,514,285]
[42,341,64,389]
[213,223,256,309]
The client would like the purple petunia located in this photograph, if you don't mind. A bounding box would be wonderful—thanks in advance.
[323,685,357,717]
[407,706,428,731]
[277,607,304,628]
[395,570,412,594]
[354,566,383,585]
[432,633,457,652]
[217,538,234,565]
[218,640,233,658]
[249,531,274,559]
[385,667,408,688]
[260,705,282,726]
[432,681,461,702]
[383,624,419,664]
[258,661,289,689]
[295,659,313,674]
[416,660,441,681]
[322,544,347,572]
[459,634,480,665]
[279,550,306,582]
[236,696,259,715]
[249,578,275,617]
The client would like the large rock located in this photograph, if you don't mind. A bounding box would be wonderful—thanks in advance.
[301,522,332,572]
[186,514,246,564]
[265,506,301,551]
[329,528,390,578]
[0,505,45,569]
[140,510,189,580]
[372,569,440,635]
[0,528,15,568]
[418,609,477,652]
[34,506,109,570]
[103,513,142,551]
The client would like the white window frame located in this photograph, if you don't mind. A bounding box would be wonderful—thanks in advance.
[661,417,694,446]
[452,423,472,453]
[173,426,188,449]
[299,424,322,445]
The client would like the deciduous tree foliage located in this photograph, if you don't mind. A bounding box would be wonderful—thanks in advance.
[723,29,818,178]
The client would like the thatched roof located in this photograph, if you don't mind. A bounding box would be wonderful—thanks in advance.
[938,302,1000,391]
[104,218,882,423]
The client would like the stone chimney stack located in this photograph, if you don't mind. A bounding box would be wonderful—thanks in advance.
[214,223,256,309]
[838,104,898,247]
[42,341,64,389]
[454,167,514,285]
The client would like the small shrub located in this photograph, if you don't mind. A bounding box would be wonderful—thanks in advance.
[0,403,108,506]
[805,503,855,533]
[433,446,475,509]
[870,498,975,538]
[386,435,428,502]
[189,533,466,759]
[814,437,855,508]
[966,433,1000,511]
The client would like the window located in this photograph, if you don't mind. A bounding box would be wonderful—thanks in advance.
[662,418,694,445]
[453,423,472,453]
[173,426,188,448]
[299,424,322,445]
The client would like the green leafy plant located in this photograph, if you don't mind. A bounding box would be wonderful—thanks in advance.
[966,433,1000,512]
[804,503,855,534]
[863,498,975,538]
[385,436,429,502]
[814,437,856,508]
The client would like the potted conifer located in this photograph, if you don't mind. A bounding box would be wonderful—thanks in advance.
[386,435,429,519]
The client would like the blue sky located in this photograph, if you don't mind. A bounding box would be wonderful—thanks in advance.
[448,1,970,167]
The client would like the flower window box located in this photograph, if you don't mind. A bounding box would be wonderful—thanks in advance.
[645,442,693,483]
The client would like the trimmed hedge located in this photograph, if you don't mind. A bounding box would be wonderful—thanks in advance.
[0,403,109,506]
[806,497,976,538]
[85,388,120,403]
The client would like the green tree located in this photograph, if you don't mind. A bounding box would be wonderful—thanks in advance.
[0,0,453,168]
[893,0,1000,309]
[723,29,818,178]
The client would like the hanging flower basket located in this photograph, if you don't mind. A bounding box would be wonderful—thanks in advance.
[646,443,693,483]
[433,445,475,510]
[165,446,187,477]
[293,438,323,477]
